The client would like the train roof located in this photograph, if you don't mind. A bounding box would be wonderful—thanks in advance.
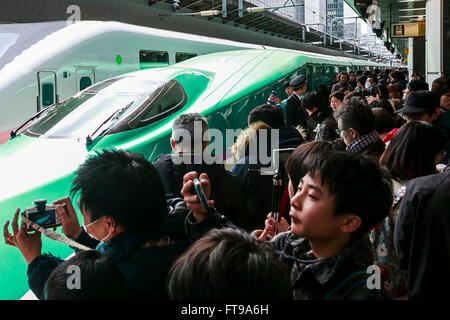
[0,20,262,75]
[123,48,386,83]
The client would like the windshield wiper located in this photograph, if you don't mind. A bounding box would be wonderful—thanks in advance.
[10,98,69,139]
[85,102,133,145]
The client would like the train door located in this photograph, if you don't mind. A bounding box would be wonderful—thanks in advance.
[37,71,58,112]
[75,68,95,92]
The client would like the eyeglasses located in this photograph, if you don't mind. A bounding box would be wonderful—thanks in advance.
[335,128,346,134]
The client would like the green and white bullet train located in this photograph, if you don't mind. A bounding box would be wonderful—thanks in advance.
[0,25,387,300]
[0,20,264,134]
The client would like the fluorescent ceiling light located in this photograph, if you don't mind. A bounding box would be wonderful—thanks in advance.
[399,15,426,18]
[398,8,426,11]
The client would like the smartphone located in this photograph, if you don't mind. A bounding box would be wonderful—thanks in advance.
[192,178,209,210]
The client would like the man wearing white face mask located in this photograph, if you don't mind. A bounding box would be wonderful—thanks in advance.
[4,149,194,300]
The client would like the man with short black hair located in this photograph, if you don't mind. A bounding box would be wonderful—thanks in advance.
[334,100,385,159]
[4,149,193,299]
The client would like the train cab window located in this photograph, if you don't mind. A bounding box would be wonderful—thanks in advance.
[176,52,197,63]
[139,80,186,124]
[80,76,92,91]
[42,82,54,107]
[139,50,169,69]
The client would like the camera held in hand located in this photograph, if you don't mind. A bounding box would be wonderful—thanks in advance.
[267,90,279,106]
[21,199,64,228]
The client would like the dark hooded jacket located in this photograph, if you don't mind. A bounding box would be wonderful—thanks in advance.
[394,168,450,300]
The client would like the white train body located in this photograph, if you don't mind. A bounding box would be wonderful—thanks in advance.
[0,21,263,132]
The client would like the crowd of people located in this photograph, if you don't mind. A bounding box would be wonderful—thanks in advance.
[3,68,450,301]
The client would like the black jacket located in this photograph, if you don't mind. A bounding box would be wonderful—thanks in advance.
[331,82,353,93]
[309,108,339,141]
[231,127,304,229]
[27,198,196,300]
[394,168,450,300]
[269,232,388,300]
[153,153,250,229]
[285,93,308,128]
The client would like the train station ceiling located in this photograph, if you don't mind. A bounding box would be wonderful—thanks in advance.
[147,0,380,59]
[346,0,427,61]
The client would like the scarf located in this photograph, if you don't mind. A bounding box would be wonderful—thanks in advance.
[346,129,382,153]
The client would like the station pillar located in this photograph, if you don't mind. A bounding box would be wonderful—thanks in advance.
[425,0,444,84]
[407,37,425,80]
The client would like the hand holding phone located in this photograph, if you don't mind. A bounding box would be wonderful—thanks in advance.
[181,172,214,222]
[193,177,209,210]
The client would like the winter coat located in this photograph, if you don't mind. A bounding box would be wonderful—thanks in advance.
[269,232,389,300]
[394,168,450,300]
[153,152,250,230]
[309,108,339,141]
[285,93,309,131]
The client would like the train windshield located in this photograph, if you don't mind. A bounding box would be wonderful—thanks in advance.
[24,78,164,139]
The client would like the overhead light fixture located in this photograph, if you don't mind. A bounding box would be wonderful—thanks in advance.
[399,15,426,18]
[398,8,426,11]
[159,10,221,17]
[246,7,267,13]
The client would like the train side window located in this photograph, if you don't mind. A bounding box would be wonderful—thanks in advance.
[176,52,197,63]
[140,80,186,124]
[42,82,54,107]
[80,76,92,91]
[139,50,169,69]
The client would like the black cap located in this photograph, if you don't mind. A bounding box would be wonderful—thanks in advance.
[394,90,440,114]
[290,75,306,90]
[407,79,429,92]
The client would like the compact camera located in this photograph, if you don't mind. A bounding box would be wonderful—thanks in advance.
[21,199,63,228]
